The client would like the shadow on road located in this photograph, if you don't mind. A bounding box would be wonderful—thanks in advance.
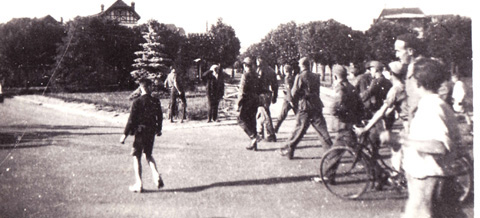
[0,124,120,149]
[145,174,318,193]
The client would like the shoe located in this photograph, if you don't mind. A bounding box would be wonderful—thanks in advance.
[155,176,165,189]
[215,120,221,123]
[278,147,293,159]
[265,136,277,142]
[246,140,258,151]
[207,120,212,123]
[129,184,143,193]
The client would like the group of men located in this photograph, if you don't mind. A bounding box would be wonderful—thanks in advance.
[237,32,468,218]
[121,31,468,217]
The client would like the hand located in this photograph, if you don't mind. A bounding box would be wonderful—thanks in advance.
[353,126,365,137]
[235,104,240,112]
[156,131,162,136]
[272,98,277,104]
[119,135,127,144]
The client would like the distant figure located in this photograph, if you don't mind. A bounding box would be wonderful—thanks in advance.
[279,57,333,159]
[256,57,279,142]
[119,78,164,193]
[274,64,297,133]
[237,57,261,151]
[451,74,472,132]
[203,64,225,122]
[165,67,187,123]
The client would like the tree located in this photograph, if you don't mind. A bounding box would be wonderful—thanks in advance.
[130,20,173,83]
[0,17,64,88]
[268,21,299,66]
[364,20,409,64]
[208,18,241,67]
[52,16,140,91]
[425,16,472,76]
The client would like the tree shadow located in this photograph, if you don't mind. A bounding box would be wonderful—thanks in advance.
[0,124,120,149]
[143,174,317,193]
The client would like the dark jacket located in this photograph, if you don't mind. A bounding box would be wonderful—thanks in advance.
[257,64,279,101]
[355,73,372,109]
[124,94,163,135]
[238,71,261,108]
[333,80,365,125]
[203,70,225,101]
[291,70,323,112]
[360,75,392,112]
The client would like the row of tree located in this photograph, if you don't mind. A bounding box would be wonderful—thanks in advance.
[0,16,240,91]
[0,15,471,91]
[242,16,472,77]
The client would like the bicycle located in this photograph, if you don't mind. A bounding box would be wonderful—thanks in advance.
[319,128,473,202]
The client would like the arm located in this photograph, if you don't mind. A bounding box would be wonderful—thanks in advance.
[270,68,279,103]
[156,99,163,136]
[237,74,247,109]
[121,101,139,143]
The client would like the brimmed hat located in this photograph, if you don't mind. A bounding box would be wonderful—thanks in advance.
[332,64,347,78]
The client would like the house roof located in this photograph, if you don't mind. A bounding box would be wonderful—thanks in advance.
[378,8,426,19]
[101,0,140,20]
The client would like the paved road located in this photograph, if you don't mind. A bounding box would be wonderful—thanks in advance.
[0,93,474,218]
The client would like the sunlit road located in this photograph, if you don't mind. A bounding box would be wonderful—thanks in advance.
[0,96,474,218]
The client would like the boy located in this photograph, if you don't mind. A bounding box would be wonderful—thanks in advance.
[120,78,164,193]
[402,58,463,218]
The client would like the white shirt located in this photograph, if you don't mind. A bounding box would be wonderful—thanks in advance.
[403,94,461,178]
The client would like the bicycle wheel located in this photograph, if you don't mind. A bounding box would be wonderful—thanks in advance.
[452,157,473,203]
[320,147,372,200]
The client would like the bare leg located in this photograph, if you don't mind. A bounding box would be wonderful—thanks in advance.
[130,155,143,192]
[146,155,163,188]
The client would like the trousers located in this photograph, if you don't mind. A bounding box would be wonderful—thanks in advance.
[286,109,332,153]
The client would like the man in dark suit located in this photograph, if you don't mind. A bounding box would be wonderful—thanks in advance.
[203,64,225,122]
[237,57,261,151]
[279,57,333,159]
[120,78,164,193]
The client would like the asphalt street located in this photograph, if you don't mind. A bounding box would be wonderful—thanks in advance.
[0,90,474,218]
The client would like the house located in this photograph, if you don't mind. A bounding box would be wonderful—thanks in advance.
[99,0,140,27]
[375,7,428,28]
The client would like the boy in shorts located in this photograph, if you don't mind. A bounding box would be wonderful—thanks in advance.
[120,78,164,193]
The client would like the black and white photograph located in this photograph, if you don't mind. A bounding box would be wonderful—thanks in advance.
[0,0,475,217]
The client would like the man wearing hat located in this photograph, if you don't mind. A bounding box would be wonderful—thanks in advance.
[274,64,297,133]
[360,61,392,117]
[279,57,333,159]
[203,64,225,122]
[355,61,408,177]
[354,61,373,114]
[321,64,365,182]
[165,66,187,123]
[237,57,262,151]
[256,57,279,142]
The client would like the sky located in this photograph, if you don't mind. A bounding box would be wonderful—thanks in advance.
[0,0,475,52]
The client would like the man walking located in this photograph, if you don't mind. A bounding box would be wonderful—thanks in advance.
[256,57,278,142]
[237,57,261,151]
[279,57,333,159]
[274,64,297,133]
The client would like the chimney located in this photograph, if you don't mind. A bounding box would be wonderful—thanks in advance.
[131,2,135,11]
[101,4,104,12]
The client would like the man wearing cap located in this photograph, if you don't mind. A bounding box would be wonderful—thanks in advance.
[354,61,372,114]
[355,61,408,177]
[203,64,225,123]
[256,57,279,142]
[237,57,262,151]
[279,57,333,159]
[274,64,297,133]
[321,64,365,182]
[360,61,392,117]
